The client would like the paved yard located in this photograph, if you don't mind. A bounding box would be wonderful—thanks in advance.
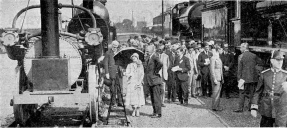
[127,97,227,127]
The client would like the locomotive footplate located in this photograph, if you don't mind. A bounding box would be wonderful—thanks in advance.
[13,92,91,105]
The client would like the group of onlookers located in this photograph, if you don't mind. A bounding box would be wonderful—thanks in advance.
[102,35,287,126]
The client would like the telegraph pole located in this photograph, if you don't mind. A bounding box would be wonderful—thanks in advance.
[162,0,164,38]
[132,10,134,32]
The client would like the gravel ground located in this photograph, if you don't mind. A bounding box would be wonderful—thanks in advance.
[198,96,261,127]
[0,54,18,126]
[127,97,227,127]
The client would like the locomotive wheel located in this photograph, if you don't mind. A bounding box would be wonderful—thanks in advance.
[88,64,99,123]
[90,96,98,123]
[13,104,37,126]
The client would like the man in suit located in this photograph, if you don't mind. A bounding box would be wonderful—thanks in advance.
[185,44,198,97]
[198,43,213,98]
[104,40,123,107]
[234,43,262,112]
[145,45,163,118]
[250,50,287,127]
[157,44,170,107]
[166,44,178,103]
[210,46,224,111]
[219,43,234,99]
[172,47,191,105]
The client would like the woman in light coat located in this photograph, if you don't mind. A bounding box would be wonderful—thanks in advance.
[124,53,145,116]
[210,46,224,111]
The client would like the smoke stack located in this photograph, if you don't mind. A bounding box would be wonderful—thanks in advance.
[40,0,60,58]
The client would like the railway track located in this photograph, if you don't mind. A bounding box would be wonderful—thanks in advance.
[7,104,130,127]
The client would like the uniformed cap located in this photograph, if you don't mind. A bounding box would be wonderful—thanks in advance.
[271,50,284,60]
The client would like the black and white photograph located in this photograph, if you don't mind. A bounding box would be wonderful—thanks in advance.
[0,0,287,127]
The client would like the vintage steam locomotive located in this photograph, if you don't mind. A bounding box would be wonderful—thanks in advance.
[1,0,115,126]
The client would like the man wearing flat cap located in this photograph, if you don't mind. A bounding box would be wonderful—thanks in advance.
[250,50,287,127]
[104,40,123,107]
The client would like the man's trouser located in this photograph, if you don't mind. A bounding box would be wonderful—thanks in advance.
[260,116,275,127]
[110,75,123,105]
[211,81,222,110]
[160,79,166,105]
[176,78,189,104]
[237,82,256,110]
[201,69,212,97]
[149,84,162,115]
[167,71,177,101]
[188,71,195,97]
[221,75,231,97]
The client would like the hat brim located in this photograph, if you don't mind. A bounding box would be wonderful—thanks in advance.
[273,57,284,60]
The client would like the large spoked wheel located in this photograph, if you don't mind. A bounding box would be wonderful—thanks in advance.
[88,64,99,124]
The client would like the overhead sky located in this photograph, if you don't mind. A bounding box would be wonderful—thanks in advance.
[0,0,188,28]
[106,0,188,25]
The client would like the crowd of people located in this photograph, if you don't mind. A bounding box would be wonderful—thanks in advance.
[102,35,287,127]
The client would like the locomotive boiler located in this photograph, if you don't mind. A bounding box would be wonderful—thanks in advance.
[1,0,112,126]
[171,1,204,41]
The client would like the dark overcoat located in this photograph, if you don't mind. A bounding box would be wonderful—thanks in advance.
[237,51,262,83]
[145,53,163,86]
[104,49,118,79]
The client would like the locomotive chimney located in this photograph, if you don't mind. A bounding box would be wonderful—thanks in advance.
[40,0,60,58]
[83,0,94,10]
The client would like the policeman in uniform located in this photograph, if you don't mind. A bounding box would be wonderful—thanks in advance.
[250,50,287,127]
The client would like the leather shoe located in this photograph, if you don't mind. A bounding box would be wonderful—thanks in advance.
[167,99,171,103]
[151,114,161,118]
[233,109,243,113]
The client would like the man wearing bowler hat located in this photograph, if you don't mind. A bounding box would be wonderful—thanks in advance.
[250,50,287,127]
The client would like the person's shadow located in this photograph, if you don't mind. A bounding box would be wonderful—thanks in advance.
[182,103,209,109]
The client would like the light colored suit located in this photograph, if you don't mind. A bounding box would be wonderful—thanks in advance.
[185,52,198,96]
[158,52,169,105]
[210,56,223,83]
[210,56,223,110]
[159,53,169,81]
